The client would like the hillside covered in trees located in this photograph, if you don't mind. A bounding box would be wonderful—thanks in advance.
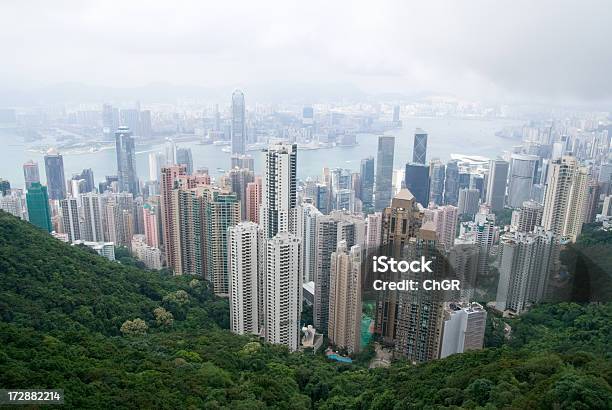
[0,211,611,409]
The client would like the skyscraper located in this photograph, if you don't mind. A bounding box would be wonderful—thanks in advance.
[205,191,240,296]
[160,165,187,273]
[228,222,263,336]
[429,160,445,206]
[246,176,262,223]
[25,183,52,232]
[23,160,40,190]
[423,204,458,251]
[542,156,589,242]
[495,228,557,314]
[314,211,365,333]
[413,128,428,164]
[0,179,10,196]
[458,188,480,216]
[261,143,298,238]
[440,302,486,358]
[229,167,254,220]
[143,202,160,248]
[120,108,141,136]
[404,163,430,207]
[517,200,543,233]
[374,136,395,211]
[507,154,539,208]
[81,193,105,242]
[265,231,302,351]
[73,168,95,193]
[444,160,460,206]
[485,159,509,211]
[44,149,66,200]
[296,203,322,283]
[60,198,81,243]
[231,90,246,155]
[176,147,194,175]
[115,126,139,195]
[328,241,362,354]
[359,157,375,211]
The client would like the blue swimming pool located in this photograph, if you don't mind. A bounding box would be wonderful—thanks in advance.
[327,354,353,363]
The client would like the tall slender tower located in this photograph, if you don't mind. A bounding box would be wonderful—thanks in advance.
[228,221,263,335]
[44,149,66,200]
[507,154,539,208]
[485,159,509,211]
[542,156,589,242]
[160,165,187,273]
[261,143,298,238]
[413,128,428,165]
[246,176,262,223]
[360,157,375,211]
[81,192,105,242]
[265,232,301,351]
[374,136,395,211]
[25,182,52,232]
[23,160,40,190]
[328,241,362,354]
[60,198,81,243]
[231,90,246,155]
[115,126,139,195]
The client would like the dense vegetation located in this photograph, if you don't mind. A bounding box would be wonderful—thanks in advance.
[1,211,611,409]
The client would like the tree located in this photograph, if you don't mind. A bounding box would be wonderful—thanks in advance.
[153,307,174,327]
[120,318,148,336]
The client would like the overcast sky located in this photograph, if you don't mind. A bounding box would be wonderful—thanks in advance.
[1,0,611,104]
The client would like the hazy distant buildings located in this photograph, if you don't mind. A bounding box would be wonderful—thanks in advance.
[176,147,193,175]
[413,129,428,164]
[22,160,40,190]
[44,149,66,200]
[486,159,509,211]
[115,126,139,195]
[231,90,246,155]
[374,136,395,211]
[444,160,460,206]
[458,188,480,217]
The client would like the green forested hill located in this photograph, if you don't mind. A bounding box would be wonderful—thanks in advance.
[0,211,611,409]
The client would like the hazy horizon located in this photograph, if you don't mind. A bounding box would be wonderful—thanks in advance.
[2,1,612,106]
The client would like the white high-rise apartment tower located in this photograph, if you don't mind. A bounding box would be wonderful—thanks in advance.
[265,232,302,351]
[542,156,589,242]
[228,222,264,336]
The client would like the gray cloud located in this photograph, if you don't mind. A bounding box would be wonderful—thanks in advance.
[1,0,611,104]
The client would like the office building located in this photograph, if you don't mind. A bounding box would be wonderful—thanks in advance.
[231,90,246,155]
[23,160,40,190]
[44,149,66,200]
[429,160,445,206]
[485,160,509,211]
[360,157,375,211]
[413,128,428,164]
[231,154,255,171]
[115,126,139,195]
[229,167,254,220]
[507,154,539,208]
[404,163,430,208]
[25,183,52,232]
[328,241,362,354]
[374,136,395,211]
[444,160,460,206]
[458,188,480,216]
[176,147,194,175]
